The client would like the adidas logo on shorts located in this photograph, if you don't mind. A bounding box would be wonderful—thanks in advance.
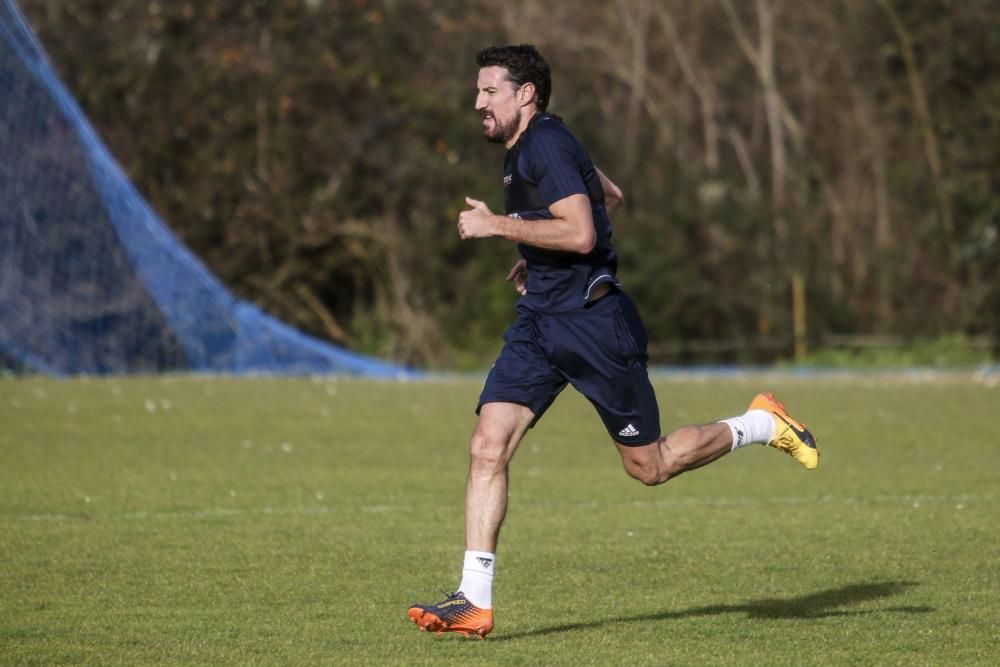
[618,423,640,438]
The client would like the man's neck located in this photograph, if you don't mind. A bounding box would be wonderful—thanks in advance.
[505,108,541,149]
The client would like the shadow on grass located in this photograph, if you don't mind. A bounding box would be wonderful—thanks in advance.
[495,581,932,641]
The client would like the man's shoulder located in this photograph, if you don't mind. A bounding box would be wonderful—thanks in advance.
[527,114,576,139]
[522,114,584,155]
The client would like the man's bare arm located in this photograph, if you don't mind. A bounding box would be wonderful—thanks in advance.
[505,258,528,295]
[458,194,596,254]
[595,167,624,212]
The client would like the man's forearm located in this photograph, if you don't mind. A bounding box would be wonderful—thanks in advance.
[490,215,594,253]
[595,167,624,212]
[458,194,596,253]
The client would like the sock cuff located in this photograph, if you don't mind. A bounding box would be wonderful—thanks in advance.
[720,417,749,450]
[463,550,496,574]
[721,409,776,450]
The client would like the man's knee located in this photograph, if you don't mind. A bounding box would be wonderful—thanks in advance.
[621,453,666,486]
[468,402,534,475]
[619,440,672,486]
[469,429,511,472]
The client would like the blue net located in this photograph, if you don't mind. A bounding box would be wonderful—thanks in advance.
[0,0,411,377]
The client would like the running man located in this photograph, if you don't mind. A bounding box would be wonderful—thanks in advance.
[408,44,818,639]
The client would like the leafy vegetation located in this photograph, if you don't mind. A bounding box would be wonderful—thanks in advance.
[793,336,994,369]
[19,0,1000,368]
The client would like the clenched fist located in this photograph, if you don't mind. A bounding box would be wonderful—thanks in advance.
[458,197,496,239]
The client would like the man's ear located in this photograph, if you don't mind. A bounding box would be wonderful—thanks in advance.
[518,81,537,108]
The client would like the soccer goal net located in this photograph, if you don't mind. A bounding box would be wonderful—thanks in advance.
[0,0,408,377]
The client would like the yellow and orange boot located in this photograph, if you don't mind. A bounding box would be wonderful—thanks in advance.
[408,592,493,639]
[749,392,820,470]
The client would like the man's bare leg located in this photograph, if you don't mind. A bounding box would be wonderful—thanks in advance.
[616,392,820,485]
[465,401,535,552]
[616,423,734,486]
[407,402,534,637]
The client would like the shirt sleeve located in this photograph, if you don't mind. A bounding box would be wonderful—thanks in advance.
[521,126,589,207]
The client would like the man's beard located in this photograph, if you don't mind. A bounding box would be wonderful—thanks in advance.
[483,109,521,144]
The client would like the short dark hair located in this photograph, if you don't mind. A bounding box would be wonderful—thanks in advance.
[476,44,552,112]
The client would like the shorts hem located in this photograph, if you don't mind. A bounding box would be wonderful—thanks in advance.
[476,399,545,428]
[614,433,662,447]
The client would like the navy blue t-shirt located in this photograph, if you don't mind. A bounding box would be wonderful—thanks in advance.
[503,114,619,313]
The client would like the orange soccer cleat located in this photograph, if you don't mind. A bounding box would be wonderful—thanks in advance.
[749,392,820,470]
[408,591,494,639]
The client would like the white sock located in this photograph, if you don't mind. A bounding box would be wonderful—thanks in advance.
[458,551,495,608]
[721,409,776,450]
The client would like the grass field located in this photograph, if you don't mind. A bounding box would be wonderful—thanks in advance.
[1,373,997,665]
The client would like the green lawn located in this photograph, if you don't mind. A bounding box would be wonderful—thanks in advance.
[1,374,997,665]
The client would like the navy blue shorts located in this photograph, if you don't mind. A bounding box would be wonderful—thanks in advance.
[477,289,661,446]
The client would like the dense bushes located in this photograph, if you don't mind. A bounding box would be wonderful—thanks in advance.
[23,0,999,367]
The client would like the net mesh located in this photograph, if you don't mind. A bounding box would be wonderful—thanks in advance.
[0,0,409,377]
